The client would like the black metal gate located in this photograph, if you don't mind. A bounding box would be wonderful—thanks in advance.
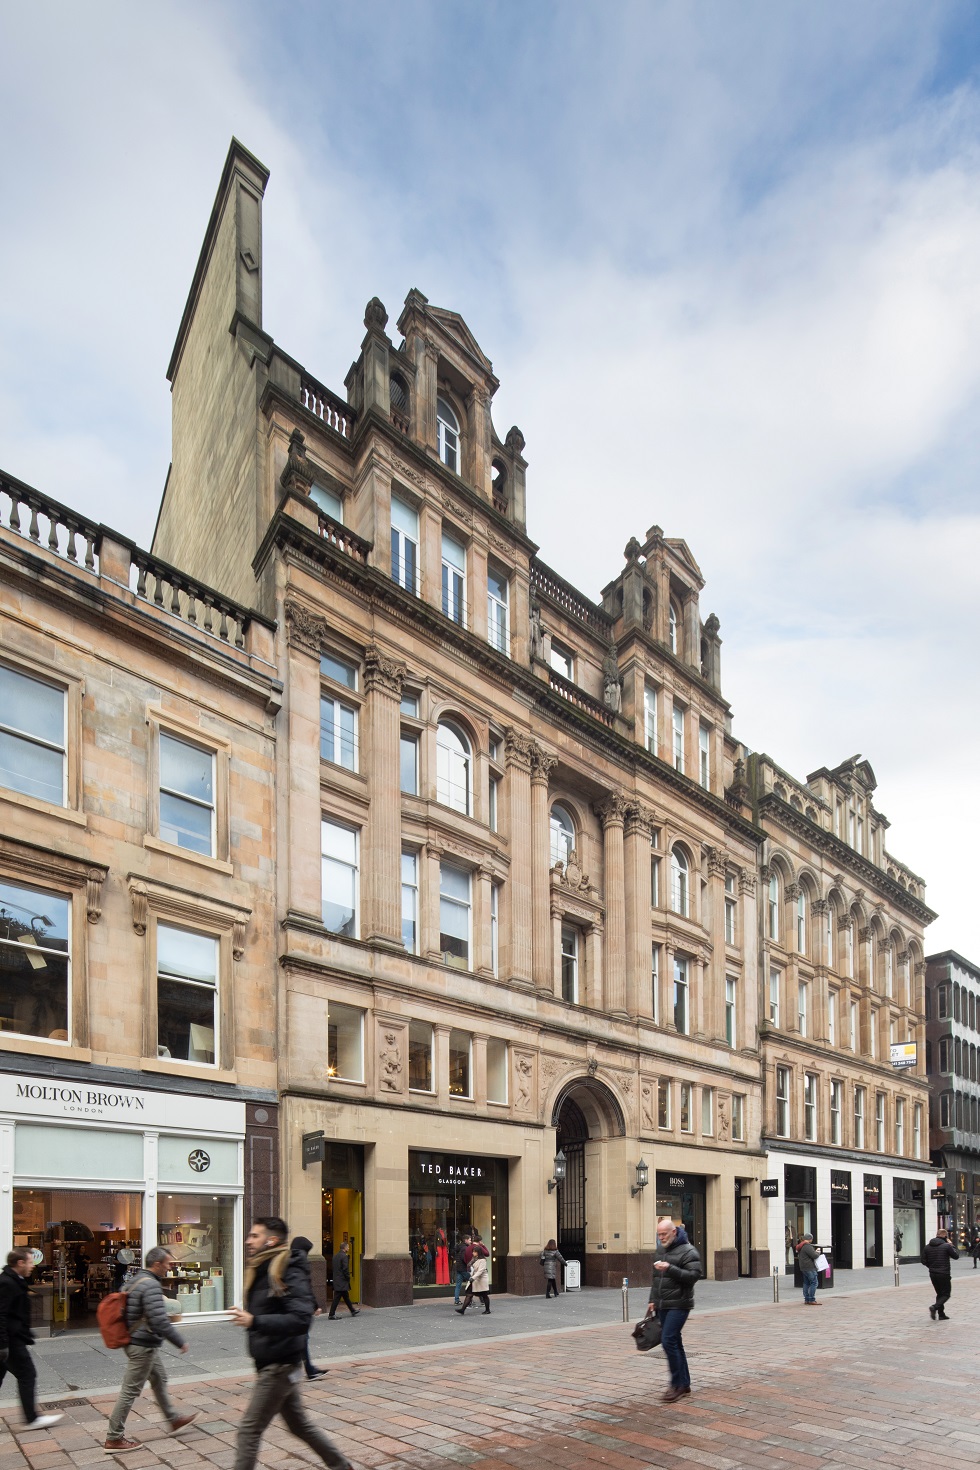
[556,1098,587,1263]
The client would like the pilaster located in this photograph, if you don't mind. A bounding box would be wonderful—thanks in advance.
[363,646,406,949]
[595,794,628,1017]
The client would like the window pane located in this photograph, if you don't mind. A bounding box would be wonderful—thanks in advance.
[157,975,216,1063]
[401,851,418,953]
[0,665,65,748]
[159,792,213,855]
[449,1029,471,1096]
[487,568,508,603]
[409,1020,432,1091]
[391,495,419,537]
[0,879,69,1040]
[400,693,419,718]
[441,532,466,571]
[400,735,418,794]
[487,1037,508,1104]
[0,732,64,805]
[160,734,214,804]
[157,925,217,984]
[310,482,344,521]
[327,1002,363,1081]
[322,821,357,864]
[322,857,357,936]
[320,653,357,689]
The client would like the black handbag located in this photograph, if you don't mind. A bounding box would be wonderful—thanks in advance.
[631,1314,662,1352]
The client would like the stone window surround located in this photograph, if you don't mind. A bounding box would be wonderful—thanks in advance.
[127,872,248,1080]
[143,705,232,874]
[0,834,107,1059]
[0,646,84,819]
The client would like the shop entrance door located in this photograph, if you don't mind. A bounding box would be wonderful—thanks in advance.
[321,1143,364,1303]
[735,1185,751,1277]
[655,1180,707,1263]
[831,1203,853,1268]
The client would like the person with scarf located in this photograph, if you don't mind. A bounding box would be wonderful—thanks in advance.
[229,1217,351,1470]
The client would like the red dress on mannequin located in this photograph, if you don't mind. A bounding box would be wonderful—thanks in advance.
[435,1228,450,1284]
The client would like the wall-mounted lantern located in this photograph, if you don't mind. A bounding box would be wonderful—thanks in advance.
[548,1148,567,1194]
[631,1157,650,1198]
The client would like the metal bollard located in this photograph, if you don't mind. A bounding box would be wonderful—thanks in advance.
[622,1277,630,1321]
[894,1258,901,1287]
[772,1266,780,1303]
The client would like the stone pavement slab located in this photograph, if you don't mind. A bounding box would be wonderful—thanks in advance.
[0,1268,976,1468]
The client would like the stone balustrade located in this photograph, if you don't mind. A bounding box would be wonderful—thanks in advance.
[300,373,355,440]
[316,508,371,565]
[1,470,99,571]
[548,667,615,727]
[531,556,613,635]
[129,547,250,647]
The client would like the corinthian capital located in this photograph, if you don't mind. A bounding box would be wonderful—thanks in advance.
[285,599,330,655]
[624,800,656,838]
[594,793,628,829]
[364,644,406,696]
[530,745,558,786]
[505,727,535,772]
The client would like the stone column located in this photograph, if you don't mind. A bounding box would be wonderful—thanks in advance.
[586,922,603,1011]
[683,588,699,669]
[595,795,628,1018]
[531,746,558,989]
[434,1023,452,1111]
[551,899,563,999]
[624,801,654,1019]
[505,729,534,986]
[363,646,406,949]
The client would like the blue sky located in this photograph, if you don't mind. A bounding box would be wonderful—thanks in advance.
[2,1,980,954]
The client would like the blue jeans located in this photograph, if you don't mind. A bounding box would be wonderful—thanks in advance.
[659,1309,690,1390]
[454,1269,468,1304]
[802,1269,818,1304]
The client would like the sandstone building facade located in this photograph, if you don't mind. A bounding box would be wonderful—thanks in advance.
[0,467,280,1322]
[925,949,980,1238]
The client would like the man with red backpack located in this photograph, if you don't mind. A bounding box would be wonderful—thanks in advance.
[104,1247,197,1452]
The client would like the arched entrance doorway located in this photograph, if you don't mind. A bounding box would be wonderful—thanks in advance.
[552,1078,627,1273]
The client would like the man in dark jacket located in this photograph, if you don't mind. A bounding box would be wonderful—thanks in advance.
[453,1233,473,1306]
[105,1246,196,1451]
[646,1217,702,1402]
[0,1248,63,1430]
[922,1227,958,1320]
[797,1234,821,1307]
[291,1237,328,1379]
[328,1241,358,1318]
[230,1217,351,1470]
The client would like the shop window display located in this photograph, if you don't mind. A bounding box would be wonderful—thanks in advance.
[13,1188,142,1329]
[408,1152,508,1296]
[157,1194,235,1311]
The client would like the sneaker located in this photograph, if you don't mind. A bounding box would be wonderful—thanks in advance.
[103,1439,141,1453]
[929,1304,937,1319]
[349,1308,359,1316]
[168,1414,198,1434]
[24,1415,63,1431]
[306,1369,329,1379]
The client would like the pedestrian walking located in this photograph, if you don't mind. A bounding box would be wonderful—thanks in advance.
[230,1216,351,1470]
[969,1224,980,1269]
[453,1233,473,1306]
[0,1249,63,1432]
[327,1241,359,1318]
[104,1246,197,1452]
[456,1245,491,1315]
[540,1239,565,1299]
[645,1216,701,1403]
[290,1237,328,1380]
[922,1227,958,1320]
[797,1233,821,1307]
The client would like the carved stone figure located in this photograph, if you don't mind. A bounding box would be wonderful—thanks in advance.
[529,598,544,661]
[602,642,622,713]
[379,1030,403,1092]
[717,1097,730,1142]
[641,1082,655,1131]
[514,1053,534,1111]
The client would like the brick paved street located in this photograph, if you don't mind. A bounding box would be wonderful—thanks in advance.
[3,1272,978,1468]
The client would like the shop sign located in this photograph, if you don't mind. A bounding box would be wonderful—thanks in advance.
[830,1171,851,1202]
[655,1172,707,1195]
[956,1172,968,1194]
[409,1152,494,1191]
[890,1041,917,1069]
[302,1132,325,1170]
[0,1072,245,1136]
[863,1174,882,1207]
[931,1189,947,1201]
[759,1179,780,1198]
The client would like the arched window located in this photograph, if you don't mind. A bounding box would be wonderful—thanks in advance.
[550,804,575,868]
[767,873,779,941]
[670,846,689,917]
[436,721,471,815]
[668,601,679,655]
[796,890,806,955]
[436,396,460,473]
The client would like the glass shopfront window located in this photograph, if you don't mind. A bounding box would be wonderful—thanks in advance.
[893,1177,925,1262]
[157,1194,235,1312]
[13,1187,143,1330]
[408,1151,508,1297]
[783,1165,817,1269]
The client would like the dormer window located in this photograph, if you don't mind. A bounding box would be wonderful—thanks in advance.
[437,396,460,473]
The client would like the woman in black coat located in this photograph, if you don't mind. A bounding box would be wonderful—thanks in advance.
[290,1237,328,1380]
[646,1218,701,1402]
